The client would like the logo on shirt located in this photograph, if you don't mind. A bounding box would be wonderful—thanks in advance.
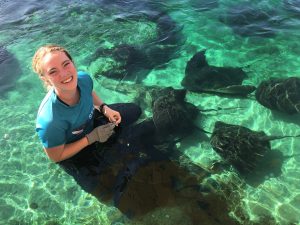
[72,129,84,135]
[71,108,94,136]
[89,108,94,119]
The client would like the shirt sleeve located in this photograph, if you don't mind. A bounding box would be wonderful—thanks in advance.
[36,123,66,148]
[78,71,93,91]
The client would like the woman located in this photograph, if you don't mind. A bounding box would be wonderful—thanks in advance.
[32,44,141,163]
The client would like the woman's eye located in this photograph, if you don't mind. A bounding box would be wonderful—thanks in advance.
[49,70,57,75]
[64,62,70,67]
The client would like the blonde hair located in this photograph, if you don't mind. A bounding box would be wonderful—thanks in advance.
[32,44,73,90]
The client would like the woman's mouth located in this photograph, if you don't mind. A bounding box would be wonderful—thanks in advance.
[62,76,73,84]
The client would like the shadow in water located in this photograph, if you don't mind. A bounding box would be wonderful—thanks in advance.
[58,118,239,224]
[0,46,22,97]
[272,110,300,126]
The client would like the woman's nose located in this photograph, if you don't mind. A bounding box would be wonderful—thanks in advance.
[60,71,69,78]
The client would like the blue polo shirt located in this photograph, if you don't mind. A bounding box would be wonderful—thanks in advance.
[36,71,95,148]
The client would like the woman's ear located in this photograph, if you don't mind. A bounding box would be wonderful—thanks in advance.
[40,74,51,85]
[40,74,47,81]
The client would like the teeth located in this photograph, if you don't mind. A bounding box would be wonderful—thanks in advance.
[62,76,72,84]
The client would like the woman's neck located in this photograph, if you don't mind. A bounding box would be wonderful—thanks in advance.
[55,88,80,106]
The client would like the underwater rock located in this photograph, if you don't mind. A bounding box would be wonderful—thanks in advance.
[0,46,21,96]
[255,77,300,114]
[210,121,293,186]
[151,87,199,139]
[220,3,281,38]
[182,50,247,91]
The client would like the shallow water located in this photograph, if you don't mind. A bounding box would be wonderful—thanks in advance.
[1,0,300,224]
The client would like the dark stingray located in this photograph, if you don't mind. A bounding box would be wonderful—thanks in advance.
[0,46,21,96]
[99,80,247,128]
[92,44,151,80]
[283,0,300,16]
[89,1,184,82]
[210,121,298,186]
[190,0,219,12]
[196,84,256,97]
[99,0,183,47]
[58,116,238,223]
[220,3,282,38]
[0,1,43,26]
[181,50,247,91]
[150,87,199,139]
[255,77,300,114]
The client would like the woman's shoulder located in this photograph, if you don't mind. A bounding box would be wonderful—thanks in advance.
[78,71,93,89]
[78,71,91,79]
[36,92,66,130]
[37,90,54,117]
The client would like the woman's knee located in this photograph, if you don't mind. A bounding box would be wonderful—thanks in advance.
[109,103,142,125]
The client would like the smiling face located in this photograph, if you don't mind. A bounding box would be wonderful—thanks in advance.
[40,51,78,95]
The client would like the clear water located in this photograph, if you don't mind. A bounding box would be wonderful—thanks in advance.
[1,0,300,224]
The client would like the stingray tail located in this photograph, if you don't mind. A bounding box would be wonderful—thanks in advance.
[268,134,300,141]
[199,106,245,113]
[283,153,300,159]
[195,125,212,134]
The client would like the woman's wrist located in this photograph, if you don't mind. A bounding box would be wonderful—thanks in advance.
[99,103,107,115]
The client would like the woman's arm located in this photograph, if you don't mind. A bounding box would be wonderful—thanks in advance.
[44,122,116,162]
[44,91,119,162]
[92,90,104,107]
[92,91,121,125]
[43,136,89,162]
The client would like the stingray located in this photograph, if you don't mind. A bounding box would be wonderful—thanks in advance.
[196,84,256,97]
[210,121,299,186]
[100,80,247,123]
[0,1,43,26]
[0,46,21,96]
[219,3,282,38]
[255,77,300,114]
[181,50,247,93]
[190,0,219,12]
[150,87,200,139]
[91,44,151,81]
[89,1,183,82]
[283,0,300,17]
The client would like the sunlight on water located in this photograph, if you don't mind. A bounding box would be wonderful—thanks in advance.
[1,0,300,224]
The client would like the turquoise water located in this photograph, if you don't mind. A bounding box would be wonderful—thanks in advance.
[1,0,300,224]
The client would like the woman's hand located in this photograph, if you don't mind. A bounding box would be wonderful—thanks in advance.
[103,105,121,125]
